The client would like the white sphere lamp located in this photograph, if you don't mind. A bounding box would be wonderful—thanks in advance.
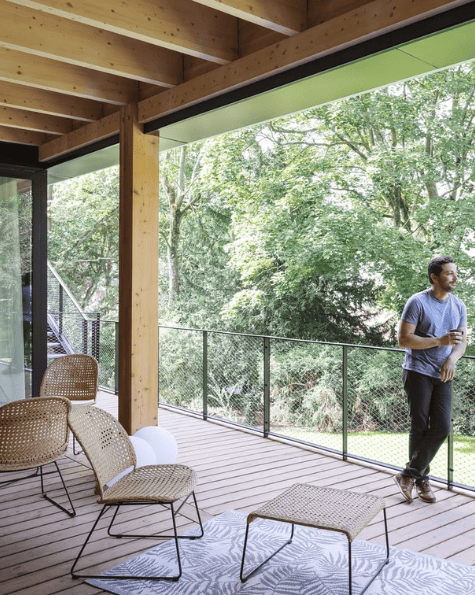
[106,435,157,487]
[129,435,157,467]
[133,426,178,464]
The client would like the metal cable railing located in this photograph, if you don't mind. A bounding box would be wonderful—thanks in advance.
[47,262,101,361]
[158,325,475,493]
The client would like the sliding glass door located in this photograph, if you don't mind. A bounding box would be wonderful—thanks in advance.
[0,177,33,402]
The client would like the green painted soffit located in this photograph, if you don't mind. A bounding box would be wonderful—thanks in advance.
[48,18,475,183]
[159,19,475,150]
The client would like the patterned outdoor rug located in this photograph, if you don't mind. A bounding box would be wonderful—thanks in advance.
[88,509,475,595]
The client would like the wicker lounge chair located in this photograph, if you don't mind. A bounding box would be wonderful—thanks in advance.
[69,405,204,582]
[40,354,98,455]
[0,396,76,517]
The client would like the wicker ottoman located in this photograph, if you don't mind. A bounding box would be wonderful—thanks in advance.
[240,483,389,595]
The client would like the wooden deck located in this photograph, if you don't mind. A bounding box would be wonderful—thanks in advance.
[2,391,475,594]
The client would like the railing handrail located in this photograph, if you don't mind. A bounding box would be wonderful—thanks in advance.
[47,260,90,322]
[158,324,474,358]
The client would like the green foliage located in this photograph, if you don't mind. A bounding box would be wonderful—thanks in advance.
[49,62,475,355]
[451,357,475,435]
[158,328,203,410]
[270,343,343,431]
[199,64,475,347]
[49,167,119,316]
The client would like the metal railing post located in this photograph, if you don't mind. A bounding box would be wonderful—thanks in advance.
[82,319,88,354]
[448,418,454,491]
[91,317,96,359]
[58,284,63,335]
[342,345,348,461]
[264,337,270,438]
[203,331,208,420]
[93,313,101,362]
[114,321,119,395]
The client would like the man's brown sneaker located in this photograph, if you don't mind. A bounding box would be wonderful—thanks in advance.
[394,472,415,503]
[416,479,436,503]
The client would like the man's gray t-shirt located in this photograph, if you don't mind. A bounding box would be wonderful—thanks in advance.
[401,288,467,379]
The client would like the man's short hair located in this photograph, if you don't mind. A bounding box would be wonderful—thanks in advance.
[428,255,454,283]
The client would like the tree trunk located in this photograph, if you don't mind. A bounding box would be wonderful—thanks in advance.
[167,210,181,305]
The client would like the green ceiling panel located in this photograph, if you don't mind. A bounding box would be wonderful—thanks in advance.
[160,48,436,148]
[399,21,475,69]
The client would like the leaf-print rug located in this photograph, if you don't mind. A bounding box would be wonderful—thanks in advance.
[88,509,475,595]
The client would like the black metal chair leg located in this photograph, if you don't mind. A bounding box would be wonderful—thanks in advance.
[169,501,182,582]
[107,504,122,537]
[108,492,205,540]
[241,522,295,582]
[0,467,39,487]
[71,498,203,581]
[190,491,205,539]
[72,435,84,456]
[71,504,110,578]
[40,461,76,517]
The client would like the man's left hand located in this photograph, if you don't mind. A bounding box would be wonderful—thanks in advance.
[441,357,456,382]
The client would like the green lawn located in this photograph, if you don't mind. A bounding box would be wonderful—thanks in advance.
[275,426,475,488]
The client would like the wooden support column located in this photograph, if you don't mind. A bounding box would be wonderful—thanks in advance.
[118,103,159,435]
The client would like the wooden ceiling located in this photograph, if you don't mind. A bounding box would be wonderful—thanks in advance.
[0,0,473,163]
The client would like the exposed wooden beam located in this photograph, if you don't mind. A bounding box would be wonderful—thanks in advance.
[8,0,238,64]
[192,0,307,35]
[238,21,286,57]
[0,124,48,145]
[0,81,103,122]
[184,56,221,81]
[0,47,139,105]
[30,0,474,162]
[0,106,74,135]
[0,1,183,87]
[138,0,474,123]
[139,83,170,102]
[308,0,371,28]
[38,112,120,162]
[118,103,159,434]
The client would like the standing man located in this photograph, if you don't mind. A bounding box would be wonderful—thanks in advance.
[395,255,467,503]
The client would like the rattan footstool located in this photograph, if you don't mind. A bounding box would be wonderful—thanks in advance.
[240,483,389,595]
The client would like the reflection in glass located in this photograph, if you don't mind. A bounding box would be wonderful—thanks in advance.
[0,177,32,403]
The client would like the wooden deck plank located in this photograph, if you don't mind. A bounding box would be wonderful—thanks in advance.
[1,391,474,595]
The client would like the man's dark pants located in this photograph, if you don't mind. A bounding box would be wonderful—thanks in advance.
[402,369,452,484]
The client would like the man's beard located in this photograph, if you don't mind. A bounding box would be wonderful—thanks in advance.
[442,284,455,292]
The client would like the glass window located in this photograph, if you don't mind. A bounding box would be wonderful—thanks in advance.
[0,177,32,403]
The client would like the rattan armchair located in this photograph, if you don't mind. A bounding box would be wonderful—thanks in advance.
[0,396,76,517]
[69,405,204,582]
[40,354,99,455]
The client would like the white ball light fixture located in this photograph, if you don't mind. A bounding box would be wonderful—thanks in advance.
[133,426,178,464]
[129,435,157,467]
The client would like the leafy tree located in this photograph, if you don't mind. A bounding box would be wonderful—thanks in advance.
[202,64,475,344]
[48,167,119,316]
[48,62,475,353]
[159,142,241,327]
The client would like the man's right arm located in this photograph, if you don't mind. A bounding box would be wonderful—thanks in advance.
[398,320,463,349]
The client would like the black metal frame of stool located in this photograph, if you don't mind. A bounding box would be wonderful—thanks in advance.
[240,508,390,595]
